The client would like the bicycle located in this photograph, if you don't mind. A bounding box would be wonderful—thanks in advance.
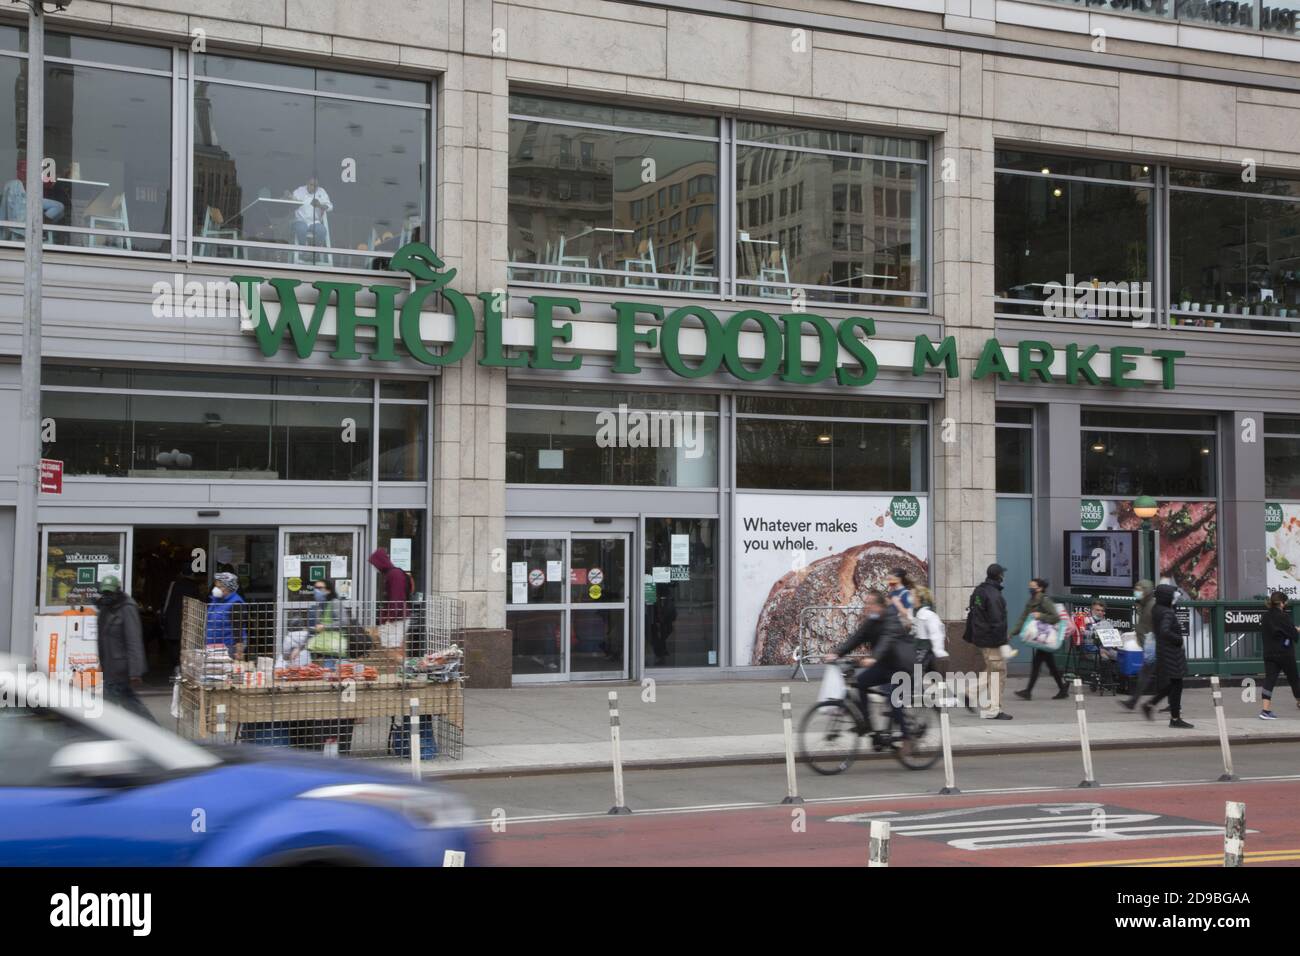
[797,658,941,775]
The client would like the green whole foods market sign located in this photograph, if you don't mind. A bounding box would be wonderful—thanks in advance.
[1266,502,1284,533]
[1081,499,1106,530]
[890,496,921,528]
[234,243,1183,390]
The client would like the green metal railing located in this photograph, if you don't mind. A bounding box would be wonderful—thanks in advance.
[1051,594,1299,678]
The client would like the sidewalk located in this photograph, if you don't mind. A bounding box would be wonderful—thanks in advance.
[140,677,1300,778]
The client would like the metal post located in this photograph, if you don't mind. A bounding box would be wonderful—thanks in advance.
[1074,678,1099,788]
[780,686,803,804]
[607,691,631,814]
[1224,801,1245,867]
[10,1,45,659]
[1210,675,1236,781]
[939,679,960,794]
[409,697,421,781]
[867,820,890,867]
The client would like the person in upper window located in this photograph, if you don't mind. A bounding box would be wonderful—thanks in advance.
[290,172,332,248]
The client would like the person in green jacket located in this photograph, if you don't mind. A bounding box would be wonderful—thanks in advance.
[1014,577,1069,700]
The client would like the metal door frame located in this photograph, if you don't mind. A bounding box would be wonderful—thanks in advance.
[276,526,365,602]
[39,524,134,612]
[569,531,630,681]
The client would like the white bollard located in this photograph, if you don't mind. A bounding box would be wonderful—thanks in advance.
[215,703,227,736]
[780,686,804,805]
[868,820,890,867]
[1210,676,1237,782]
[409,697,421,782]
[1224,801,1245,867]
[939,679,960,795]
[608,691,632,815]
[1074,678,1099,788]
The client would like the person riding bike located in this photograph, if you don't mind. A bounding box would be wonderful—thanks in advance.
[824,589,916,747]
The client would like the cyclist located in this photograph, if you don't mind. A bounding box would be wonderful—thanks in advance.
[824,589,916,747]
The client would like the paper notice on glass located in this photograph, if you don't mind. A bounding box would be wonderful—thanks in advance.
[671,534,690,565]
[652,566,671,583]
[81,616,98,643]
[538,449,564,470]
[282,556,301,578]
[512,562,527,584]
[96,563,122,582]
[512,582,528,605]
[389,538,412,571]
[330,556,348,577]
[547,560,562,582]
[336,578,353,598]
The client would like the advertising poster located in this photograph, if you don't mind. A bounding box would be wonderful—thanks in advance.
[1080,499,1218,599]
[1266,502,1300,599]
[1064,531,1136,589]
[735,493,928,665]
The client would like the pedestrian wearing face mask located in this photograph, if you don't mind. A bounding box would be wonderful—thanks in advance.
[1013,577,1068,701]
[307,578,350,658]
[1142,583,1193,728]
[1120,579,1156,712]
[96,575,156,723]
[962,563,1013,720]
[205,571,247,660]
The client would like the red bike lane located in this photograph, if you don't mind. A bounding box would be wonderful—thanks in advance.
[477,780,1300,867]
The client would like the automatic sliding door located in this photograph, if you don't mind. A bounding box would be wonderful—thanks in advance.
[570,535,627,677]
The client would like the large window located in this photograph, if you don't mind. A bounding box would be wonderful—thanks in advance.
[995,150,1153,322]
[0,30,172,253]
[735,396,927,492]
[1081,410,1217,498]
[40,367,428,482]
[995,405,1033,495]
[735,123,926,308]
[506,386,719,487]
[508,96,719,292]
[1266,416,1300,499]
[645,517,718,668]
[508,98,929,309]
[192,55,429,270]
[1169,168,1300,334]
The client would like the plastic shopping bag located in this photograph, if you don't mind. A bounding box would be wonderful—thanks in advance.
[1019,615,1064,652]
[818,663,847,701]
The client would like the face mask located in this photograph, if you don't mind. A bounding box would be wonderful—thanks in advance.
[211,587,223,599]
[868,610,881,620]
[313,589,328,602]
[1133,590,1143,599]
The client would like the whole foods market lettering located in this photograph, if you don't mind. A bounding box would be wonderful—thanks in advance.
[235,242,1182,390]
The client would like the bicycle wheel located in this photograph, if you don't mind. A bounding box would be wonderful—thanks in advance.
[798,700,862,776]
[893,704,942,770]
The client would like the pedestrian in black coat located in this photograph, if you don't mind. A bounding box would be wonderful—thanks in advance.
[1142,583,1192,728]
[1259,591,1300,720]
[96,576,156,724]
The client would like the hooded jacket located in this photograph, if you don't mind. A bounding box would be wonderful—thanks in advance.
[97,590,146,685]
[370,548,411,623]
[1151,584,1187,684]
[1134,579,1155,641]
[968,566,1009,648]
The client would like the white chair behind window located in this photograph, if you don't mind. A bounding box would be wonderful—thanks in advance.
[87,193,132,251]
[198,206,241,259]
[291,213,332,267]
[624,237,659,290]
[758,247,791,299]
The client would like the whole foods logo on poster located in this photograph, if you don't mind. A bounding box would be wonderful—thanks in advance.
[1265,502,1283,533]
[1080,500,1105,530]
[889,496,921,528]
[235,243,1182,390]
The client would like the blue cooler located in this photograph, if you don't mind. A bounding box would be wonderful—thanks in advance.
[1119,649,1144,676]
[388,715,438,760]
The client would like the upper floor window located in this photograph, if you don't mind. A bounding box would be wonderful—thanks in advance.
[192,55,430,271]
[995,149,1154,324]
[507,95,720,293]
[1265,416,1300,499]
[0,29,173,253]
[1169,167,1300,334]
[1081,410,1217,499]
[735,122,927,308]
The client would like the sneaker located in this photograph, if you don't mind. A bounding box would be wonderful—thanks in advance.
[1169,718,1195,729]
[1014,689,1032,701]
[1119,699,1136,711]
[1052,689,1070,700]
[1158,706,1170,713]
[991,712,1014,720]
[1141,703,1154,721]
[1259,710,1278,720]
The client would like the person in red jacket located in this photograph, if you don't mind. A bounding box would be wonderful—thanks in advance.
[369,548,412,660]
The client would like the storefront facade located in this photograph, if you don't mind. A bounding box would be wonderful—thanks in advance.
[2,0,1299,682]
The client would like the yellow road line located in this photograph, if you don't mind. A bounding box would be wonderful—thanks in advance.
[1050,849,1300,867]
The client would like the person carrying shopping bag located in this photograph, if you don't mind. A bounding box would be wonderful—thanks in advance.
[1013,577,1069,701]
[1120,579,1157,712]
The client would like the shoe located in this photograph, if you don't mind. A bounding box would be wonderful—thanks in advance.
[1119,699,1136,710]
[1052,689,1070,700]
[1014,689,1032,701]
[991,712,1013,720]
[1141,703,1154,721]
[1169,718,1194,729]
[1158,706,1170,713]
[1259,710,1278,720]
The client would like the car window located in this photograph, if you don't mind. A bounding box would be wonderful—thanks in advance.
[0,708,110,787]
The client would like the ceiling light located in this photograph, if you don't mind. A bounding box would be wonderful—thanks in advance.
[1091,441,1105,452]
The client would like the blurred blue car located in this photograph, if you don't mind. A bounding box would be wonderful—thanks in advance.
[0,656,475,866]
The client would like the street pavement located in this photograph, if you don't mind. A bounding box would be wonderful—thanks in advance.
[140,673,1300,776]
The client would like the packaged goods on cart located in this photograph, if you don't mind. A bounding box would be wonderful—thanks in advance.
[189,643,235,686]
[402,644,463,681]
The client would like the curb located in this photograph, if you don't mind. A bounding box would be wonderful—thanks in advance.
[425,730,1300,781]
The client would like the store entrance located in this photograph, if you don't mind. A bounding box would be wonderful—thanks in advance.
[506,531,630,681]
[131,527,277,684]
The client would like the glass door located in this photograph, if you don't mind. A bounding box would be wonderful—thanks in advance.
[278,528,362,603]
[209,529,277,602]
[570,534,628,678]
[40,526,133,611]
[505,532,630,681]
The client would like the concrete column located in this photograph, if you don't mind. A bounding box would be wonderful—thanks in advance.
[1221,410,1266,600]
[431,46,509,630]
[1037,402,1082,592]
[931,106,998,623]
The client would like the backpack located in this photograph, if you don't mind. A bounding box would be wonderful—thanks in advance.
[961,588,981,643]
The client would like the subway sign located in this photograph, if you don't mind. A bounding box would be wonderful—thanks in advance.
[234,243,1183,390]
